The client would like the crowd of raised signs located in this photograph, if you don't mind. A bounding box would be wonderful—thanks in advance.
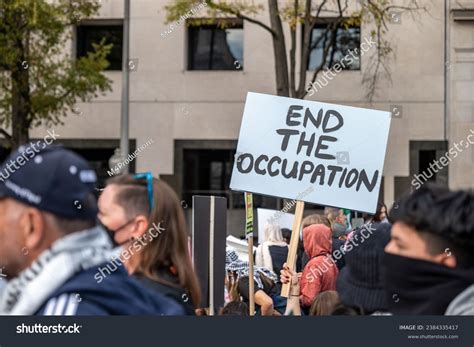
[0,145,472,316]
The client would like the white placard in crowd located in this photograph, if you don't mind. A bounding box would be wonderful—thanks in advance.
[230,92,391,213]
[257,208,294,243]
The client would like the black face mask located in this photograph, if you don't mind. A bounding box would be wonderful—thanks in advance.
[382,252,474,315]
[97,219,120,248]
[97,218,136,248]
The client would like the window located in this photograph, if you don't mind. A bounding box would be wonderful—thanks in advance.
[76,22,123,71]
[419,150,437,182]
[307,22,360,71]
[182,148,278,208]
[187,20,243,70]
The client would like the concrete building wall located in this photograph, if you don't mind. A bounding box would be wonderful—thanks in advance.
[29,0,472,211]
[448,0,474,190]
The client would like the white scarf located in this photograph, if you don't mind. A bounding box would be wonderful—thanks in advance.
[0,226,112,315]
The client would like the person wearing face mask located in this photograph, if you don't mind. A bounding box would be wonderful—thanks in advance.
[0,145,183,315]
[97,174,200,315]
[384,183,474,315]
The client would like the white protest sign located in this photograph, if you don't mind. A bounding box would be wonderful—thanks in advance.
[230,92,391,213]
[257,208,294,243]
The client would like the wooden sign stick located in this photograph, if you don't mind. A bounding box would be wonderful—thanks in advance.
[281,200,305,298]
[244,192,255,315]
[247,235,255,315]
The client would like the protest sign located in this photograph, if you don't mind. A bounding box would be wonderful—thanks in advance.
[192,196,227,314]
[257,208,294,243]
[230,92,391,213]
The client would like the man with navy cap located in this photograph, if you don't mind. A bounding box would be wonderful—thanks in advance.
[0,144,184,315]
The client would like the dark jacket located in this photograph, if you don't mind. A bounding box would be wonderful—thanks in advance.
[35,265,184,315]
[332,237,346,270]
[135,268,195,315]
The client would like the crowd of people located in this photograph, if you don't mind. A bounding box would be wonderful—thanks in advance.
[0,145,472,316]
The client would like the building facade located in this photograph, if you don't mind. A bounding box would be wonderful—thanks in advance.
[27,0,474,235]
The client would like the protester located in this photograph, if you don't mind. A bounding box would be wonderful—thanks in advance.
[336,222,391,315]
[302,214,331,229]
[374,202,388,223]
[255,223,288,279]
[309,291,340,316]
[300,224,338,311]
[280,224,338,315]
[324,207,347,230]
[384,184,474,315]
[331,223,347,270]
[225,248,280,316]
[98,174,200,314]
[281,228,291,244]
[220,301,249,316]
[298,214,331,270]
[0,145,183,315]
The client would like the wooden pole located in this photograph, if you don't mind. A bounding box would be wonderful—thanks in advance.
[247,235,255,315]
[208,196,215,316]
[244,192,255,315]
[281,200,305,298]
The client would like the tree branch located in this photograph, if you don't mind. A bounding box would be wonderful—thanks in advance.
[0,128,12,140]
[207,1,276,36]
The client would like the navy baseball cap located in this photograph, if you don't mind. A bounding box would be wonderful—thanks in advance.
[0,144,98,219]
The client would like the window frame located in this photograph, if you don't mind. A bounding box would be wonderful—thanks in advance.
[186,18,244,71]
[75,19,124,72]
[306,18,361,72]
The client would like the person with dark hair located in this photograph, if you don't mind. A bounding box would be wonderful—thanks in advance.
[220,301,249,316]
[281,228,292,245]
[384,183,474,315]
[336,222,391,315]
[331,223,347,270]
[0,145,183,315]
[98,174,201,314]
[225,248,280,316]
[331,303,364,316]
[309,290,340,316]
[374,202,388,223]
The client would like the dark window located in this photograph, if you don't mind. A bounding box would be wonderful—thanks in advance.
[188,20,243,70]
[182,149,277,208]
[308,22,360,71]
[419,150,437,182]
[76,23,123,71]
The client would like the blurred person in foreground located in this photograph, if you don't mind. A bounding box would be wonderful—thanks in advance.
[336,222,392,315]
[384,184,474,315]
[0,145,183,315]
[97,174,200,314]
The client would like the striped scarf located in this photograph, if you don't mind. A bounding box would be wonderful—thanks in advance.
[225,248,278,290]
[0,226,112,315]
